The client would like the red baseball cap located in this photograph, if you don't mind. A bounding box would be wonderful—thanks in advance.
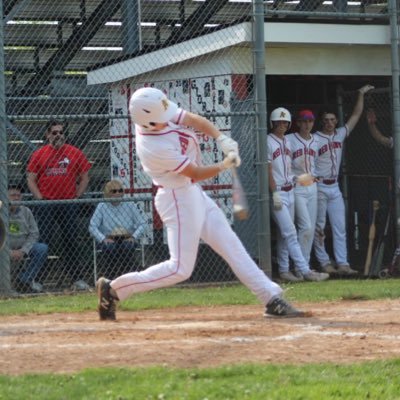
[297,109,315,120]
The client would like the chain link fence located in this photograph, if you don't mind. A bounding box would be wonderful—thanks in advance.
[0,0,396,295]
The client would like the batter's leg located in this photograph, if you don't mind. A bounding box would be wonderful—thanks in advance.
[200,194,282,306]
[111,185,205,301]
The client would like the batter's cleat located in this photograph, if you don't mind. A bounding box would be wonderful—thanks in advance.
[96,277,117,321]
[279,271,303,283]
[337,264,358,275]
[265,297,306,318]
[321,263,337,274]
[302,270,329,282]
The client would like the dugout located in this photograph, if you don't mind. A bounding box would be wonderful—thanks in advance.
[87,19,395,277]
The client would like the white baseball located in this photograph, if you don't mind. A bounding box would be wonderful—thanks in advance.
[297,173,314,186]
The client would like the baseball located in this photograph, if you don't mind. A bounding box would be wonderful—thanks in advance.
[297,173,314,186]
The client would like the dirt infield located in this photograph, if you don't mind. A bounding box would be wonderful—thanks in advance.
[1,299,400,375]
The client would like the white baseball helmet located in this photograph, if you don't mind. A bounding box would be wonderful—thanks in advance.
[270,107,291,128]
[129,87,178,128]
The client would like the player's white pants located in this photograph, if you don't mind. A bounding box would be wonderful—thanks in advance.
[271,189,310,274]
[111,184,282,305]
[313,183,349,266]
[294,183,317,264]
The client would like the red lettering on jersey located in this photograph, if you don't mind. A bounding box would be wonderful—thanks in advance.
[331,141,342,149]
[319,144,328,156]
[308,148,316,157]
[292,148,303,159]
[179,136,189,154]
[273,148,281,159]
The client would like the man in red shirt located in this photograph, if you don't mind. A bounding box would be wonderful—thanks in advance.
[27,120,92,289]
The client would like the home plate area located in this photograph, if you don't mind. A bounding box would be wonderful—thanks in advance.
[1,299,400,375]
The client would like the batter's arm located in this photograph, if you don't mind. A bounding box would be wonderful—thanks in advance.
[181,111,221,139]
[180,155,237,182]
[346,84,374,133]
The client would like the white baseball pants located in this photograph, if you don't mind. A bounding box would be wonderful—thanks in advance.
[313,183,349,266]
[294,183,317,264]
[111,184,282,305]
[271,189,310,274]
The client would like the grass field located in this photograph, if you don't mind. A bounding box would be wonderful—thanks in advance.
[1,279,400,400]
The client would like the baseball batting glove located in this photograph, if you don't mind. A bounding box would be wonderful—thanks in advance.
[220,152,240,170]
[217,134,239,155]
[272,191,283,211]
[358,84,374,95]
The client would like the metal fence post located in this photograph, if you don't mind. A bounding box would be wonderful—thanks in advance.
[253,0,271,276]
[0,0,11,296]
[389,0,400,246]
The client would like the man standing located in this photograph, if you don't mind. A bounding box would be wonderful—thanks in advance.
[314,85,374,275]
[27,120,92,289]
[8,185,48,293]
[286,110,318,264]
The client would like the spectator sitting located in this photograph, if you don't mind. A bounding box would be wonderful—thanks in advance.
[8,184,48,293]
[89,180,146,275]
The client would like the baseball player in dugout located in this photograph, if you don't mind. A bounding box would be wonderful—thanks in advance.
[96,87,309,320]
[313,84,374,275]
[286,110,319,265]
[268,107,329,283]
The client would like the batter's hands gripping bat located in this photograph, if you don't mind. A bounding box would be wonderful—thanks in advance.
[364,200,380,276]
[370,206,391,277]
[232,166,249,220]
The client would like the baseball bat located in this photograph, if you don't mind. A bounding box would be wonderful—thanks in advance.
[370,206,391,277]
[364,200,380,276]
[232,167,249,220]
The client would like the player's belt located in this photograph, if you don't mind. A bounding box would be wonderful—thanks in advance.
[279,184,293,192]
[322,179,337,185]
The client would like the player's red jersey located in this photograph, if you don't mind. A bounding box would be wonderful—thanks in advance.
[27,144,91,199]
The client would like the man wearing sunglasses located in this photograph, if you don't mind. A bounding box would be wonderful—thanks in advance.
[27,120,92,290]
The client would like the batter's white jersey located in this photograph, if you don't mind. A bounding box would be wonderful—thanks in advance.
[267,133,294,187]
[314,126,348,179]
[285,133,318,177]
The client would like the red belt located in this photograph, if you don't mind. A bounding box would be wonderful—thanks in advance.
[280,184,293,192]
[322,179,337,185]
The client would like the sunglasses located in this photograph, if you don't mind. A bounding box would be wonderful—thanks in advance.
[50,130,64,136]
[110,189,124,194]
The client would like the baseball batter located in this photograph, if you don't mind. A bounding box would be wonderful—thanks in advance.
[268,107,329,283]
[97,87,306,320]
[286,110,318,264]
[313,84,374,275]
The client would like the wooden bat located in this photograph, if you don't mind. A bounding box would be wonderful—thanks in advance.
[232,167,249,220]
[370,206,391,277]
[364,200,380,276]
